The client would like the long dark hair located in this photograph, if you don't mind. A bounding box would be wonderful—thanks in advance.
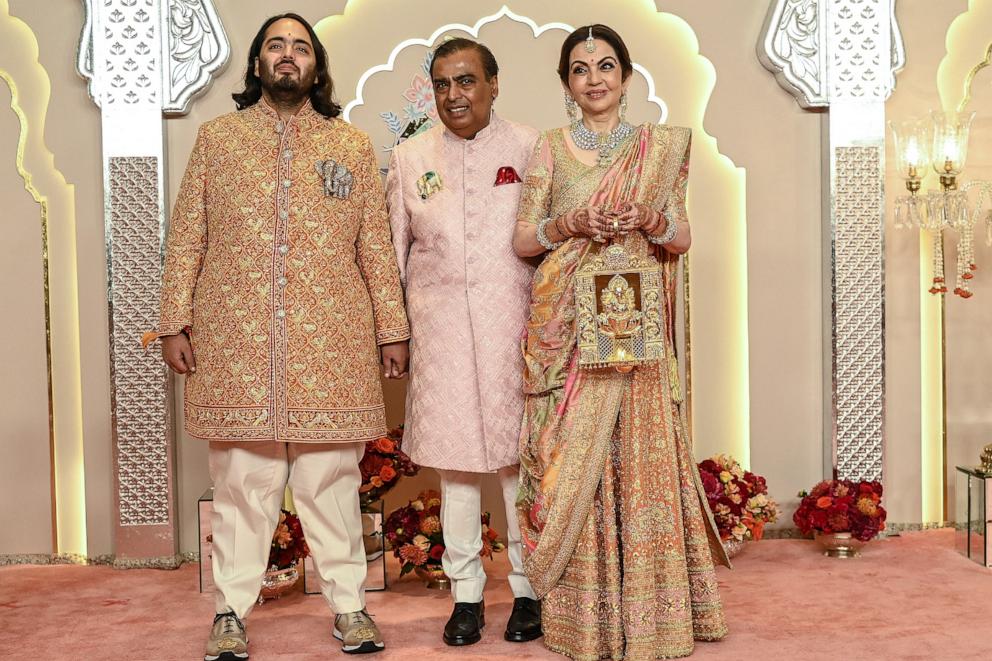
[232,13,341,118]
[557,24,633,84]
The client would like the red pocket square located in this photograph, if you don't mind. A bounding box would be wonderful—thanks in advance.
[494,166,522,186]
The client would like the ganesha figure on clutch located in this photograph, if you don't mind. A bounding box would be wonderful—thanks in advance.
[597,273,643,339]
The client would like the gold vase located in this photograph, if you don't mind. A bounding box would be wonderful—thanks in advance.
[414,565,451,590]
[814,532,865,558]
[722,537,746,559]
[980,444,992,474]
[258,563,300,603]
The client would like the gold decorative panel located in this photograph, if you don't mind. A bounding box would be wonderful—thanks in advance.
[575,244,665,371]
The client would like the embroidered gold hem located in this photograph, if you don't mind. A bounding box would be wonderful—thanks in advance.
[376,326,412,344]
[184,402,387,442]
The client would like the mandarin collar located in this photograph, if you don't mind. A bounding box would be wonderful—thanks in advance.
[256,97,316,124]
[442,112,502,145]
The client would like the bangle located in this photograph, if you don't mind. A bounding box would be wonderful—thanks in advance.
[642,208,663,234]
[646,210,679,245]
[537,217,565,251]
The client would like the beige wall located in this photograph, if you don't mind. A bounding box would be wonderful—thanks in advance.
[0,80,53,555]
[1,0,989,558]
[885,0,990,524]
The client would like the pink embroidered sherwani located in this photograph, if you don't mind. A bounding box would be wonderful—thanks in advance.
[158,101,409,443]
[385,114,538,472]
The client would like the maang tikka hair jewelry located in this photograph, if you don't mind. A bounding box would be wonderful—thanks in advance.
[585,27,596,53]
[564,92,578,122]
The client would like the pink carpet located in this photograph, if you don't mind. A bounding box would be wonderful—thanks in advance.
[0,529,988,660]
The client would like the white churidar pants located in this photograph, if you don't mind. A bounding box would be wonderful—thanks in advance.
[438,465,537,603]
[208,440,366,619]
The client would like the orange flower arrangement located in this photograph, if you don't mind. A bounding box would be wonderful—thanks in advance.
[384,490,506,576]
[359,426,419,506]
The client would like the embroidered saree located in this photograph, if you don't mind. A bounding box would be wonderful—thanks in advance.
[516,124,729,660]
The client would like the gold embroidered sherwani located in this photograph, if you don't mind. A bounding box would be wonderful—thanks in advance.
[158,101,409,442]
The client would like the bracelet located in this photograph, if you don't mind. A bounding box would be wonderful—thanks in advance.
[646,210,679,245]
[537,217,565,251]
[641,208,663,234]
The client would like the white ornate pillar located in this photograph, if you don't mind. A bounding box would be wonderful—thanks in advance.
[759,0,904,482]
[77,0,228,565]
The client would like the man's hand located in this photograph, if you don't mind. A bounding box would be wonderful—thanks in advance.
[381,341,409,379]
[162,333,196,374]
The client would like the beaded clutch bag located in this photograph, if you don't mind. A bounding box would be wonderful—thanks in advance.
[574,243,665,371]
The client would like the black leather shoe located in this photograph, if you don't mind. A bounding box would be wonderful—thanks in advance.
[443,601,485,646]
[504,597,542,642]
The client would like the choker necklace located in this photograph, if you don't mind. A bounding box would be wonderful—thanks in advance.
[570,120,634,166]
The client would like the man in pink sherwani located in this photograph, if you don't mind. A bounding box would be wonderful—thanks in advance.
[385,38,541,647]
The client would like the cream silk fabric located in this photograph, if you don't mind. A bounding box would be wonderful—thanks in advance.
[386,115,538,471]
[208,440,367,618]
[438,466,535,603]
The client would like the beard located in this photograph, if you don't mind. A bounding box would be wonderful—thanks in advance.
[260,62,316,103]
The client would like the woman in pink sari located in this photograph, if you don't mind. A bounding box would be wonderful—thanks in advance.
[512,25,729,660]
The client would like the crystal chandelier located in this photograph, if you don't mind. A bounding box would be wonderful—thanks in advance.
[891,110,992,298]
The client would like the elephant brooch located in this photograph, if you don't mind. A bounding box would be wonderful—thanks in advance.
[315,159,354,199]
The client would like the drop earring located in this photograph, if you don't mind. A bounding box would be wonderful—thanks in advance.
[619,92,628,122]
[564,93,578,123]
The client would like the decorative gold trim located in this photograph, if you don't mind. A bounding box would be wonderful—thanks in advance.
[575,244,665,370]
[957,41,992,113]
[0,69,57,552]
[683,252,692,433]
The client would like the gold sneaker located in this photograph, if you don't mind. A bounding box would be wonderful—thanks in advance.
[333,610,385,654]
[204,612,248,661]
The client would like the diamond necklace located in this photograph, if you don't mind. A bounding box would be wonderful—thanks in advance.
[570,120,634,166]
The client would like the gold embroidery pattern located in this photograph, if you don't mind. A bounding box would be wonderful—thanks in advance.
[160,103,409,442]
[517,124,726,659]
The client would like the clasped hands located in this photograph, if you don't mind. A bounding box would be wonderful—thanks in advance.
[557,202,664,243]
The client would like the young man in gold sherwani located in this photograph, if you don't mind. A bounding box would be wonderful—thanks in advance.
[150,13,409,659]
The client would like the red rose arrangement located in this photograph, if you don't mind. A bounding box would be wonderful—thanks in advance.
[384,489,506,576]
[793,479,886,542]
[698,454,780,543]
[359,426,419,507]
[269,509,310,570]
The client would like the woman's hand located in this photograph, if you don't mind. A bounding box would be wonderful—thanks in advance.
[560,206,614,242]
[609,202,661,235]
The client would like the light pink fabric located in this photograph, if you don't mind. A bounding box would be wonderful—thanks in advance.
[386,115,539,472]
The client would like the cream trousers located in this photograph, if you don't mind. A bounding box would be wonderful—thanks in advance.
[208,441,366,619]
[438,465,537,603]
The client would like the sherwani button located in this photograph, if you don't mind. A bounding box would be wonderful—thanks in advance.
[277,277,288,287]
[275,121,284,133]
[283,179,291,188]
[275,309,286,318]
[278,244,289,255]
[279,210,289,220]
